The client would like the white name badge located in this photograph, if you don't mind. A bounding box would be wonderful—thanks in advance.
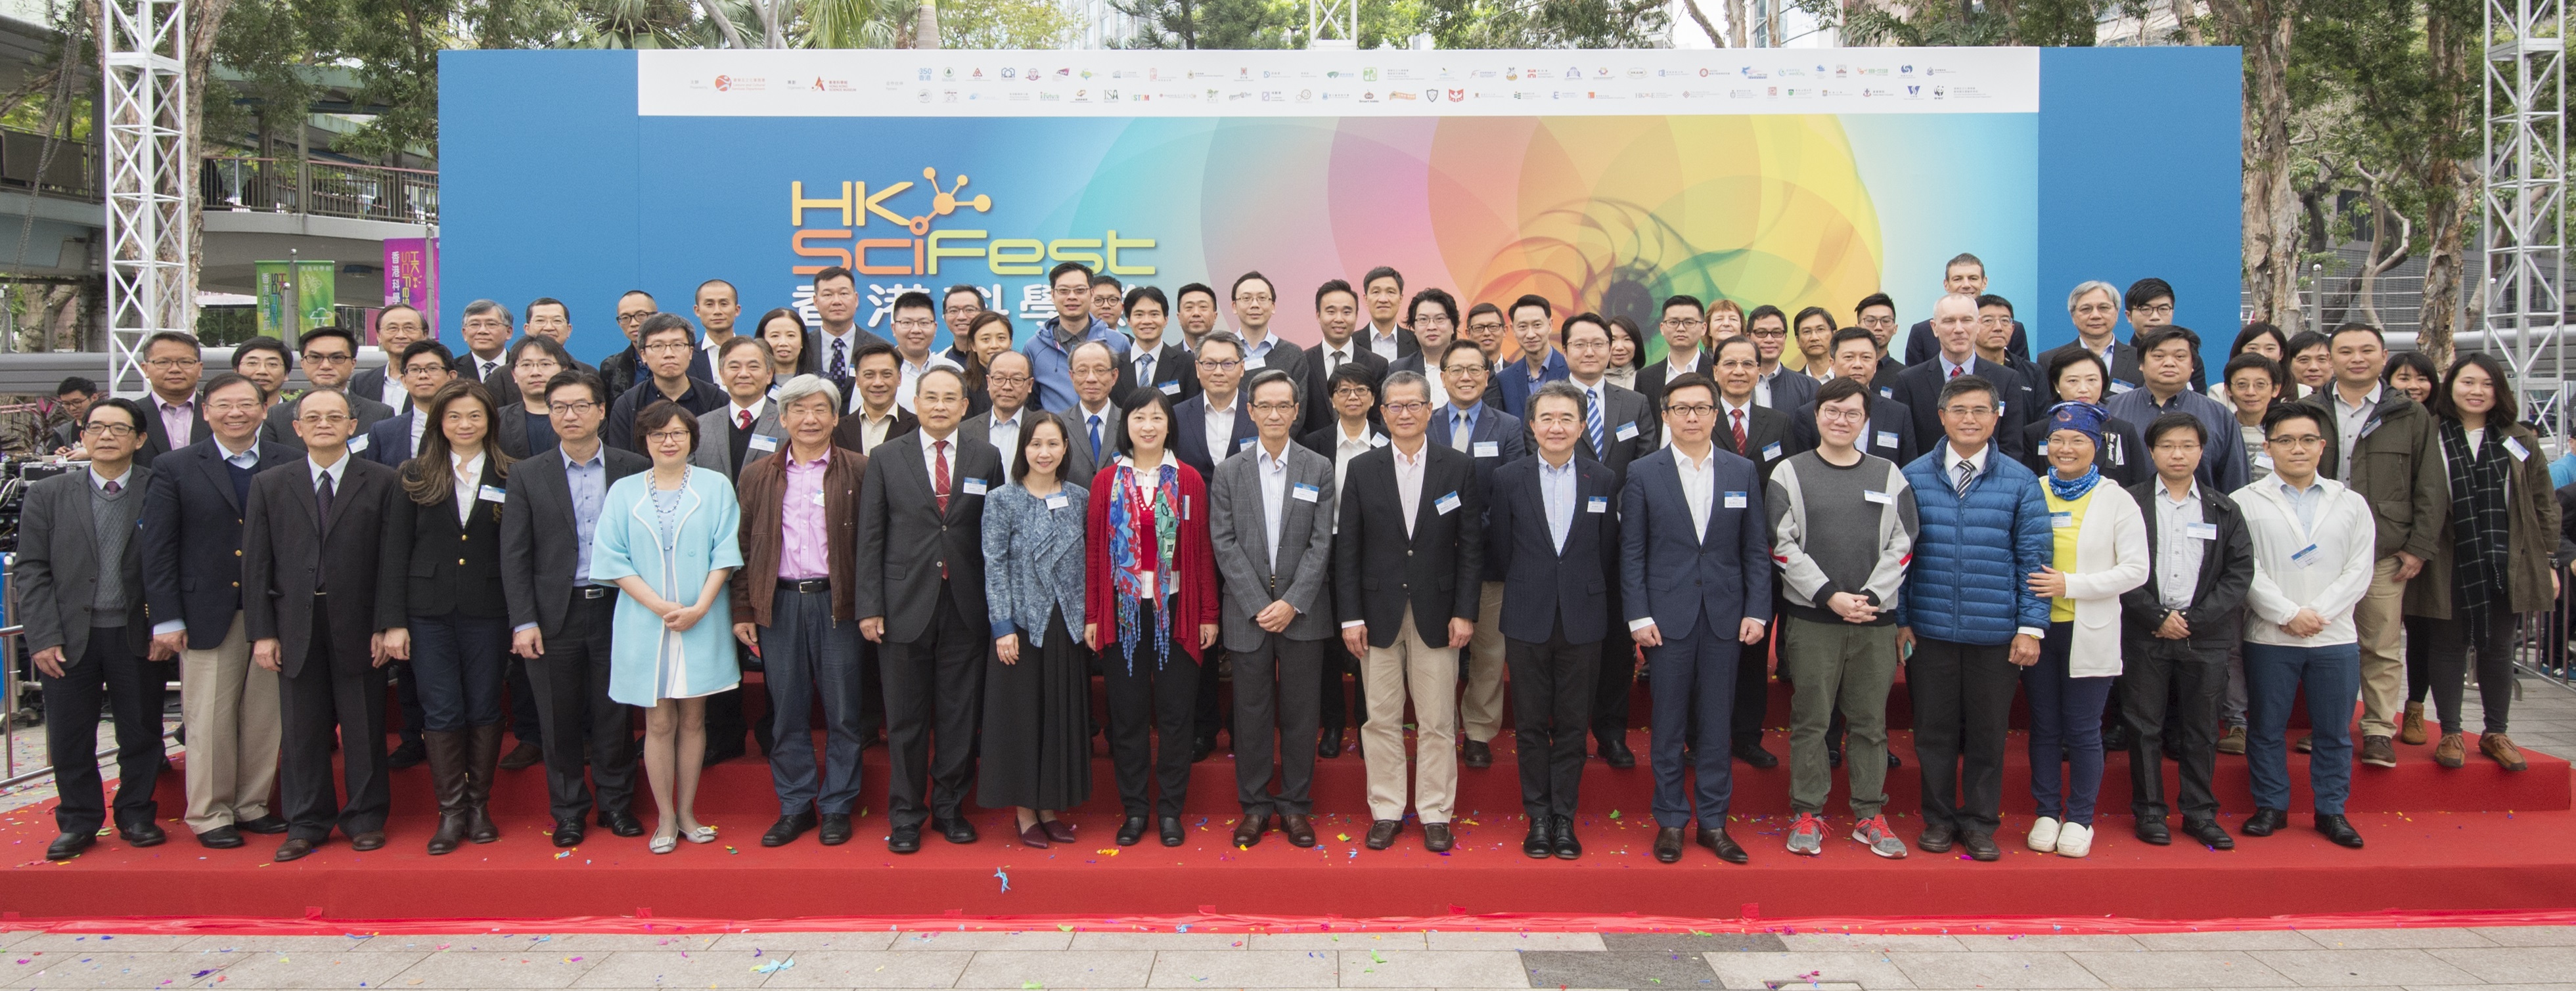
[2292,543,2321,569]
[1292,483,1321,503]
[1434,491,1462,515]
[1238,437,1257,452]
[2506,436,2532,462]
[1763,441,1783,462]
[2036,442,2049,456]
[1615,422,1640,442]
[811,490,827,506]
[1243,355,1263,370]
[1474,441,1501,458]
[1878,387,1893,399]
[2186,521,2219,540]
[2051,511,2074,529]
[1370,435,1388,448]
[2110,381,2135,394]
[960,477,989,496]
[348,434,370,453]
[1045,493,1069,510]
[767,385,782,400]
[478,485,508,504]
[1587,495,1609,514]
[747,434,779,452]
[1876,431,1899,449]
[1723,491,1748,510]
[2255,451,2276,469]
[1159,380,1183,395]
[1863,489,1894,505]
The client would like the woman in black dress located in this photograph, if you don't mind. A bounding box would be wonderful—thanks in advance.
[979,415,1093,845]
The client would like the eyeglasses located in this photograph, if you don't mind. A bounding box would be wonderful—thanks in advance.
[144,357,201,369]
[1660,317,1704,329]
[987,372,1031,387]
[1442,364,1487,376]
[1941,405,1997,418]
[518,360,563,372]
[301,352,354,364]
[1233,294,1275,304]
[616,312,652,324]
[1566,340,1609,352]
[1748,328,1786,338]
[1665,403,1716,418]
[1817,407,1868,424]
[2267,433,2325,448]
[298,412,351,426]
[643,341,692,353]
[547,401,599,415]
[1251,401,1298,413]
[402,364,451,376]
[646,429,692,443]
[891,319,936,331]
[81,422,135,438]
[1857,315,1897,328]
[2131,303,2175,317]
[1332,385,1375,399]
[1198,358,1242,370]
[1382,400,1430,414]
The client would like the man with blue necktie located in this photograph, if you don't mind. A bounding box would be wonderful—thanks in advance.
[1428,338,1525,770]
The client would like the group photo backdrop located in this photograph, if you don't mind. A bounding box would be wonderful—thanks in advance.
[441,46,2240,366]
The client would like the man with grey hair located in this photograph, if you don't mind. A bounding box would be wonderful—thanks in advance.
[1063,340,1128,472]
[1213,367,1338,848]
[2036,281,2142,403]
[457,298,520,407]
[695,336,787,479]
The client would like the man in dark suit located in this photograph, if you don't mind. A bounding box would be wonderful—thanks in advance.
[361,340,460,468]
[1891,293,2033,461]
[1051,341,1127,480]
[1116,286,1200,405]
[43,376,94,455]
[1335,370,1483,854]
[1710,335,1805,770]
[605,315,726,453]
[456,298,522,409]
[1303,362,1387,757]
[1977,296,2046,424]
[348,303,432,415]
[494,335,573,460]
[260,327,395,451]
[16,397,164,860]
[2037,280,2145,403]
[1385,289,1460,408]
[1489,382,1621,860]
[857,366,999,854]
[1559,314,1658,485]
[830,341,921,454]
[1173,332,1258,479]
[1744,305,1822,414]
[500,369,649,848]
[1229,271,1311,398]
[1621,372,1772,866]
[144,372,300,848]
[2119,412,2255,851]
[1493,295,1571,417]
[135,330,206,470]
[1357,266,1420,363]
[1303,280,1391,434]
[1789,328,1923,468]
[240,388,407,862]
[1426,337,1525,770]
[1637,296,1714,409]
[1901,253,2033,365]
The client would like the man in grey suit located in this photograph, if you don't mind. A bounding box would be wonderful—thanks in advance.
[16,397,164,860]
[1558,313,1658,487]
[501,370,649,848]
[857,366,1001,854]
[260,326,394,451]
[694,336,788,477]
[1211,369,1338,850]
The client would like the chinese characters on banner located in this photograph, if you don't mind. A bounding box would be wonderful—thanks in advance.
[383,237,441,344]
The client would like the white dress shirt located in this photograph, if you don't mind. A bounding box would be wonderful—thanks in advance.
[1719,397,1755,454]
[1673,443,1717,544]
[1365,326,1401,363]
[1319,342,1355,377]
[919,429,962,493]
[984,408,1024,464]
[216,436,260,470]
[1943,441,1991,489]
[1204,393,1242,467]
[451,450,486,525]
[308,451,350,491]
[1330,420,1382,532]
[1539,453,1578,553]
[1131,348,1162,390]
[1074,399,1118,460]
[2152,482,2205,611]
[727,396,768,429]
[376,375,407,412]
[895,351,962,412]
[1256,443,1290,565]
[407,409,430,456]
[1392,439,1427,539]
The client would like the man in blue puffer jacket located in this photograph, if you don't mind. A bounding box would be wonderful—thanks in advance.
[1897,374,2053,862]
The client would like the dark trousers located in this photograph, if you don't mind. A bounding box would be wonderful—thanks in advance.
[406,611,509,732]
[2245,641,2359,814]
[528,590,635,824]
[1103,606,1200,818]
[761,585,865,815]
[1731,619,1774,747]
[2429,602,2516,734]
[1195,646,1228,744]
[2123,638,2226,822]
[880,586,985,829]
[2405,615,2437,705]
[394,661,426,748]
[1231,633,1323,816]
[1591,638,1640,746]
[2022,623,2113,827]
[1506,619,1599,822]
[507,655,544,745]
[1646,627,1738,828]
[1909,636,2018,837]
[38,626,166,835]
[1319,638,1368,736]
[279,597,392,842]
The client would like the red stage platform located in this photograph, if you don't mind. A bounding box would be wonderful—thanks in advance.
[6,680,2573,923]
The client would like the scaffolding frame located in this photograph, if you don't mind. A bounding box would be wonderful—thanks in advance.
[2484,0,2568,414]
[100,0,191,398]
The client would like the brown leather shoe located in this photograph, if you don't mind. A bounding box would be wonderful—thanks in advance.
[274,837,317,862]
[1365,819,1401,850]
[2482,732,2530,771]
[1232,815,1268,848]
[2216,726,2248,755]
[1696,826,1750,864]
[2433,732,2466,768]
[1652,826,1684,863]
[348,830,386,851]
[2294,732,2313,753]
[499,739,545,771]
[2401,702,2429,745]
[1281,814,1317,848]
[1423,823,1453,852]
[2359,734,2397,768]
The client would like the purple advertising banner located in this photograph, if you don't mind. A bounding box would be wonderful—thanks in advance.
[382,236,440,343]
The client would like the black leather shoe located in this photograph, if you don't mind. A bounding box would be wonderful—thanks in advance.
[349,830,386,851]
[1233,814,1267,848]
[888,824,922,854]
[2242,807,2288,837]
[386,739,427,769]
[1191,736,1217,762]
[1365,819,1401,850]
[1158,816,1185,847]
[1463,739,1492,768]
[599,811,645,837]
[1424,823,1454,852]
[700,741,747,769]
[1652,826,1685,863]
[551,820,585,847]
[1552,816,1582,860]
[273,837,317,862]
[761,812,817,847]
[2315,813,2364,848]
[1918,822,1956,854]
[818,813,853,846]
[2134,817,2172,846]
[2102,723,2133,752]
[1696,827,1749,864]
[938,817,979,845]
[196,826,245,849]
[1282,814,1317,847]
[1523,818,1554,858]
[499,740,545,771]
[1733,740,1780,769]
[1601,738,1637,770]
[45,831,94,860]
[1827,745,1845,770]
[1117,815,1149,847]
[2182,818,2236,850]
[120,822,167,847]
[1887,751,1903,769]
[235,815,290,835]
[1959,833,2001,862]
[1318,730,1343,759]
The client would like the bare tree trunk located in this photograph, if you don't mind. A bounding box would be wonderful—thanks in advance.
[1725,0,1748,45]
[1681,0,1727,45]
[915,0,941,48]
[2414,1,2473,365]
[705,1,748,47]
[2212,0,2303,329]
[2351,168,2416,330]
[759,0,789,46]
[2172,0,2206,43]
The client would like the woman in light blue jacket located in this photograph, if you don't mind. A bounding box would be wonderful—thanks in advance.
[591,400,743,854]
[979,414,1092,847]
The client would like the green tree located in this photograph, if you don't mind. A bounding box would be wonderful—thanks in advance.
[940,0,1077,47]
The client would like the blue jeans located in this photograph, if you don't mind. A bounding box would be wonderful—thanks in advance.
[2022,621,2113,826]
[407,613,510,732]
[760,586,867,815]
[2244,641,2361,814]
[1647,628,1739,829]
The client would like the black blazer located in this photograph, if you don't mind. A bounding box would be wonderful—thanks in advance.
[604,376,724,452]
[1360,324,1419,361]
[240,456,407,677]
[499,443,650,638]
[360,410,415,468]
[1889,356,2033,461]
[1635,351,1713,409]
[1333,443,1484,648]
[830,406,922,456]
[458,351,519,410]
[348,367,397,414]
[1789,395,1922,468]
[1487,453,1620,644]
[136,395,206,470]
[2020,414,2151,491]
[1717,401,1805,485]
[1171,393,1257,478]
[2036,340,2145,403]
[1302,343,1390,434]
[381,456,509,619]
[259,390,395,451]
[1568,382,1659,488]
[856,429,1001,643]
[1116,341,1200,406]
[2118,480,2254,653]
[141,437,305,648]
[493,403,557,461]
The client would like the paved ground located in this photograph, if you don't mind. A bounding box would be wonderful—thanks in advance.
[9,925,2576,989]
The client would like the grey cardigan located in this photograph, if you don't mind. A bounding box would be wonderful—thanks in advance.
[981,481,1089,646]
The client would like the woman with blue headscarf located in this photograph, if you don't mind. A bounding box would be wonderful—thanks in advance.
[2021,401,2150,859]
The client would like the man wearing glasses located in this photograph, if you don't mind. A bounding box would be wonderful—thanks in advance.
[886,292,963,414]
[1637,296,1713,408]
[457,299,520,407]
[1425,338,1524,770]
[1746,304,1818,413]
[1227,271,1309,387]
[2037,282,2143,403]
[135,330,206,468]
[1023,263,1129,412]
[1175,332,1257,477]
[1211,368,1338,848]
[360,340,458,466]
[606,315,726,453]
[261,326,394,451]
[1386,289,1460,410]
[495,335,572,460]
[2124,278,2204,391]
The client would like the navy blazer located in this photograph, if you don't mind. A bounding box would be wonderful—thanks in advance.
[1889,356,2032,461]
[1171,393,1257,478]
[141,438,305,648]
[360,410,415,467]
[1488,454,1621,644]
[1491,350,1570,418]
[1618,446,1773,641]
[1428,401,1525,580]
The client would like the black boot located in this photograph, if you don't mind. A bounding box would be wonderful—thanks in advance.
[424,730,470,855]
[464,724,504,844]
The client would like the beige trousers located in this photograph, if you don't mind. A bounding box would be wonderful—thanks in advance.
[1361,606,1458,824]
[1458,581,1508,742]
[179,612,282,834]
[2353,556,2407,739]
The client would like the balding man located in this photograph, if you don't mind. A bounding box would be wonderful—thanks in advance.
[1889,294,2032,461]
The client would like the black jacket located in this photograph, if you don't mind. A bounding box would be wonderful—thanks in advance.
[2118,479,2255,654]
[1116,341,1200,406]
[1334,443,1484,648]
[135,394,206,470]
[1487,453,1620,644]
[1302,342,1390,434]
[240,456,407,677]
[381,456,510,619]
[856,429,1001,643]
[141,437,305,648]
[1889,356,2033,461]
[499,443,650,638]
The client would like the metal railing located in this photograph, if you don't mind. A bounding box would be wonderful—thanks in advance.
[202,155,439,225]
[0,125,96,200]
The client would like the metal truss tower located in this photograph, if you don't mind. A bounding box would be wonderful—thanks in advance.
[2483,0,2567,407]
[101,0,191,397]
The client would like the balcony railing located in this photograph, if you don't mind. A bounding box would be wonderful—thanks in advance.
[0,125,96,200]
[202,155,439,225]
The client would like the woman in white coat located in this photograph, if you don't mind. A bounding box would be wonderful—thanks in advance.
[2021,402,2150,858]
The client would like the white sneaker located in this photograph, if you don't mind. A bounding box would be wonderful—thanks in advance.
[2027,816,2060,852]
[2055,821,2092,858]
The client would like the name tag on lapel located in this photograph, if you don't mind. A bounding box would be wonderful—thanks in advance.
[348,434,370,454]
[2358,417,2384,441]
[2186,521,2219,540]
[2037,441,2050,456]
[748,434,779,452]
[1045,493,1069,510]
[2506,436,2532,462]
[1876,431,1899,450]
[1878,387,1893,399]
[478,485,508,504]
[1587,495,1609,514]
[1159,380,1182,395]
[1615,422,1640,442]
[1762,441,1782,461]
[1292,482,1321,503]
[1723,491,1748,510]
[1370,435,1388,448]
[1434,491,1462,516]
[960,477,989,496]
[1474,441,1500,458]
[1181,495,1194,520]
[1863,489,1893,505]
[767,385,782,401]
